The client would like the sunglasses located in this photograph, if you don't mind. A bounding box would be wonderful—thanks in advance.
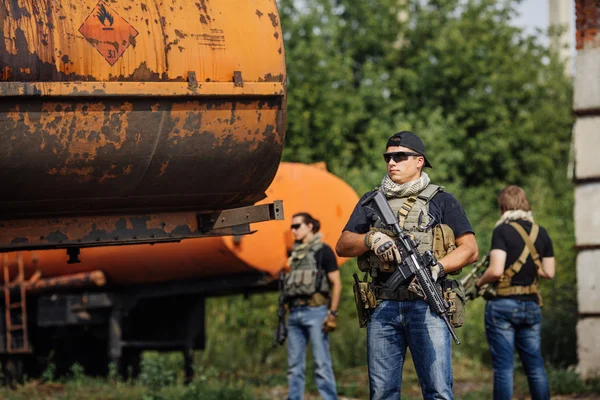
[383,151,421,163]
[290,223,304,230]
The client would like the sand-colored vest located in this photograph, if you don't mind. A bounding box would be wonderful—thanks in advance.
[357,184,444,279]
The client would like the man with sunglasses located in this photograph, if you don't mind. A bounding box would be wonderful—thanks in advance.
[336,131,478,400]
[284,212,341,400]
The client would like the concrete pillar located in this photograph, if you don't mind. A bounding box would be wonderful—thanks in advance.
[549,0,574,75]
[574,0,600,380]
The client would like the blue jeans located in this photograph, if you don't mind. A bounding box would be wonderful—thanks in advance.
[287,305,337,400]
[485,298,549,400]
[367,299,453,400]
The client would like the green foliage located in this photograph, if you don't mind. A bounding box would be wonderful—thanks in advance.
[547,366,600,395]
[41,362,57,383]
[139,352,179,398]
[68,363,86,387]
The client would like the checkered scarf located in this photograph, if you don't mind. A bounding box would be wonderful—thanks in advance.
[380,172,430,199]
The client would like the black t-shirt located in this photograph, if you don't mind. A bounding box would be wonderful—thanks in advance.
[315,244,339,274]
[490,220,553,301]
[343,190,474,238]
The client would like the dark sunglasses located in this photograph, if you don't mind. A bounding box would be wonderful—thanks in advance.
[383,151,421,163]
[290,223,304,230]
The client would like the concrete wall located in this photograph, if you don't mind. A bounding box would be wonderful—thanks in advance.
[574,0,600,380]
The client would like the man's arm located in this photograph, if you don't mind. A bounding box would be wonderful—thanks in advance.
[477,249,506,286]
[538,257,555,279]
[335,231,369,257]
[327,270,342,312]
[437,233,479,274]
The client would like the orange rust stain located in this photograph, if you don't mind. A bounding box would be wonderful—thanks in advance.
[1,66,11,80]
[167,101,280,153]
[47,166,94,182]
[159,161,169,175]
[36,101,133,183]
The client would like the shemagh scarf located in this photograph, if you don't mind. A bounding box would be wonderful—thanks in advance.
[380,172,430,199]
[287,232,323,267]
[494,210,535,227]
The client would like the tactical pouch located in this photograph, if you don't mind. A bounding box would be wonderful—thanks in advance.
[433,224,460,275]
[283,269,319,298]
[353,276,377,328]
[441,279,466,328]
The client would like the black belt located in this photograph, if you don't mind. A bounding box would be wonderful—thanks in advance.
[376,286,423,301]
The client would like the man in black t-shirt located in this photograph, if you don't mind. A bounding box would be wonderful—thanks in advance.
[336,131,478,400]
[285,212,340,400]
[476,185,555,400]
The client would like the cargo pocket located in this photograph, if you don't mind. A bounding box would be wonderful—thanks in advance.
[442,279,466,328]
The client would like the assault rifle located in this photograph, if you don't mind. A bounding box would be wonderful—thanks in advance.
[460,254,490,301]
[273,271,288,347]
[361,191,460,345]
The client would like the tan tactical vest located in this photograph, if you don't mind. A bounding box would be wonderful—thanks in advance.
[357,184,444,279]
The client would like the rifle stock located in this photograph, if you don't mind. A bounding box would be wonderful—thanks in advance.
[460,254,489,301]
[361,191,461,345]
[273,271,288,347]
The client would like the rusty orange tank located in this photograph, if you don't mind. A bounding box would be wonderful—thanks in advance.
[0,0,286,219]
[9,162,359,285]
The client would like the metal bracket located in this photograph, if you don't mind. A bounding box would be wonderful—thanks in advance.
[233,71,244,87]
[0,201,284,252]
[188,71,198,88]
[197,200,284,232]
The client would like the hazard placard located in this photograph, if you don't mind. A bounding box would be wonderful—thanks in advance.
[79,1,139,66]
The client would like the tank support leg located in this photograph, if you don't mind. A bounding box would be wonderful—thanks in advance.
[108,307,123,377]
[183,347,193,384]
[183,297,205,384]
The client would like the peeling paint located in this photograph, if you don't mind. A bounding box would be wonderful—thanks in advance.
[0,0,287,221]
[268,12,278,27]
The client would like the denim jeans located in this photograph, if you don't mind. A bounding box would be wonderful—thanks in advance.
[367,299,453,400]
[485,298,549,400]
[287,305,337,400]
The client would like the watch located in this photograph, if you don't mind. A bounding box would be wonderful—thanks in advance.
[437,262,447,279]
[329,310,339,317]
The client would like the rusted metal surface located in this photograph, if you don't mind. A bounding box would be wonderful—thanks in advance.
[23,271,106,294]
[0,81,285,97]
[0,163,357,286]
[576,0,600,50]
[0,0,285,82]
[0,0,287,220]
[0,201,283,252]
[1,263,105,295]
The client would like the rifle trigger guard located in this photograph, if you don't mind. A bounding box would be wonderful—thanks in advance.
[417,210,435,230]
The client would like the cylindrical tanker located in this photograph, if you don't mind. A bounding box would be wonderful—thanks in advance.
[5,163,359,285]
[0,0,286,218]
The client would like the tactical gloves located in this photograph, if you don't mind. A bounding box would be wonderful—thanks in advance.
[366,231,401,263]
[322,312,337,333]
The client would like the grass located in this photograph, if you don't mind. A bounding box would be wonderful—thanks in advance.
[1,351,598,400]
